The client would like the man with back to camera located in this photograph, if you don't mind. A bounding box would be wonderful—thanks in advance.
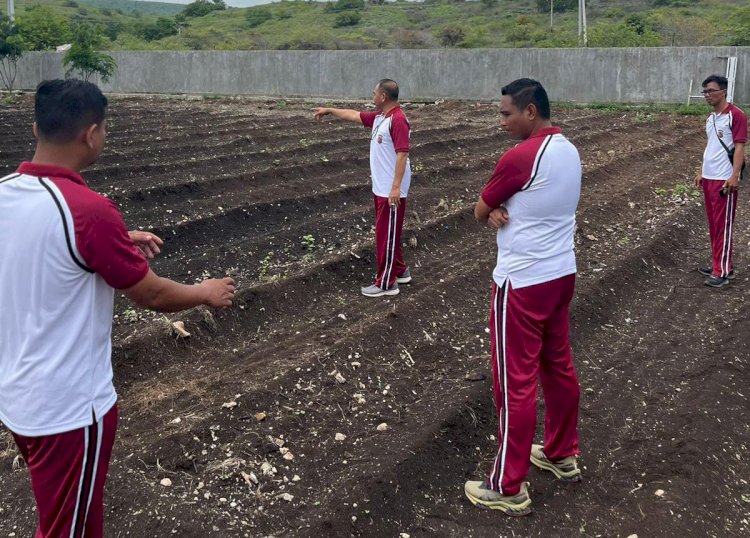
[463,79,583,515]
[0,79,236,537]
[694,74,747,288]
[312,79,412,297]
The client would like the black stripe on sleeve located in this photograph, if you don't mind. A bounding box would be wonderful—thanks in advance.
[38,178,94,273]
[522,135,553,191]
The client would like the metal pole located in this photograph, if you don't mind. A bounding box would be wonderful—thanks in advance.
[578,0,582,45]
[582,0,588,47]
[7,0,15,22]
[550,0,553,30]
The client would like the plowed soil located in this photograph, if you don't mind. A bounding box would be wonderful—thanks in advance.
[1,97,748,538]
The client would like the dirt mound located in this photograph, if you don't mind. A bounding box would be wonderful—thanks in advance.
[1,98,746,537]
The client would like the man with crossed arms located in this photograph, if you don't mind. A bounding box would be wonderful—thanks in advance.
[464,78,583,516]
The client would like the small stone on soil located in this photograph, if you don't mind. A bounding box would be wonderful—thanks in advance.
[160,478,172,487]
[171,321,190,338]
[465,371,486,382]
[377,423,389,432]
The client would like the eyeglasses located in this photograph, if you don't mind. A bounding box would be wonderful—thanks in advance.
[702,89,725,95]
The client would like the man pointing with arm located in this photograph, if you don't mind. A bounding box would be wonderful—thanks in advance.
[313,79,412,297]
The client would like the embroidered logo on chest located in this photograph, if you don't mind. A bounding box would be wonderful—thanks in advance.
[717,129,724,138]
[377,134,383,144]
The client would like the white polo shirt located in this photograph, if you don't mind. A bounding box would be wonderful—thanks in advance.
[481,127,582,289]
[0,162,149,437]
[360,106,412,198]
[702,103,748,181]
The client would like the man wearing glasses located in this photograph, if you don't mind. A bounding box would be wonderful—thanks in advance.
[313,79,412,297]
[694,75,747,288]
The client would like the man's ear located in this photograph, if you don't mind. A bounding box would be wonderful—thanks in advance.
[83,123,99,149]
[32,122,39,140]
[525,103,538,122]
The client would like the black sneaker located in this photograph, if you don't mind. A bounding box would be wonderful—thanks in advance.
[698,267,735,279]
[704,275,730,288]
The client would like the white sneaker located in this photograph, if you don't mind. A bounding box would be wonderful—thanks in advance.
[361,283,399,297]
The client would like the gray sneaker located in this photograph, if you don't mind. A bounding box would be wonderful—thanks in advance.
[396,268,412,284]
[464,480,532,516]
[361,283,399,297]
[530,444,582,482]
[704,275,730,288]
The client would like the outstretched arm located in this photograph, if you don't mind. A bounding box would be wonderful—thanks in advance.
[312,108,363,123]
[124,269,235,312]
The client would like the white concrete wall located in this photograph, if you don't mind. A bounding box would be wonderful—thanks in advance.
[13,47,750,103]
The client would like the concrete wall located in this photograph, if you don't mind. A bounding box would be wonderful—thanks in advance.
[13,47,750,103]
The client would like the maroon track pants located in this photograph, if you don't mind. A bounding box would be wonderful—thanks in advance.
[486,276,580,495]
[12,405,118,538]
[373,194,407,289]
[702,178,737,278]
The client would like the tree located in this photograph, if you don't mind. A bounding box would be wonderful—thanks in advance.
[0,16,24,93]
[439,25,465,47]
[15,7,72,50]
[63,24,117,83]
[182,0,226,19]
[140,17,179,41]
[502,16,543,47]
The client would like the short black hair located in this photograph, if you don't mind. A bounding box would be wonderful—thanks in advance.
[35,79,108,142]
[377,79,399,101]
[702,74,728,90]
[501,78,551,120]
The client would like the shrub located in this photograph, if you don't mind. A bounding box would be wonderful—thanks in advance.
[334,11,361,27]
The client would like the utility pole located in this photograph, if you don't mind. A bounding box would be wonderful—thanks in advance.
[578,0,588,47]
[550,0,553,30]
[7,0,15,22]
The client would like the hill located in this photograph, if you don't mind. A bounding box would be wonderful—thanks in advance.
[2,0,748,51]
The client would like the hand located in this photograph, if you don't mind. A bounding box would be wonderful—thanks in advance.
[312,108,330,121]
[199,277,235,308]
[694,174,702,188]
[129,231,163,259]
[488,207,509,229]
[388,186,401,207]
[723,175,740,194]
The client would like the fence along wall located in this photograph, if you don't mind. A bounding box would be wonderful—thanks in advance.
[13,47,750,103]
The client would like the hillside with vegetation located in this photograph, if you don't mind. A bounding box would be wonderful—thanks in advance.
[1,0,748,52]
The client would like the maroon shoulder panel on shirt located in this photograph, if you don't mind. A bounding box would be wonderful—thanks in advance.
[389,108,411,153]
[729,104,748,144]
[481,130,556,208]
[50,178,149,290]
[360,111,378,128]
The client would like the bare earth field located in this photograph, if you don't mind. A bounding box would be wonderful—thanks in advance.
[0,97,748,537]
